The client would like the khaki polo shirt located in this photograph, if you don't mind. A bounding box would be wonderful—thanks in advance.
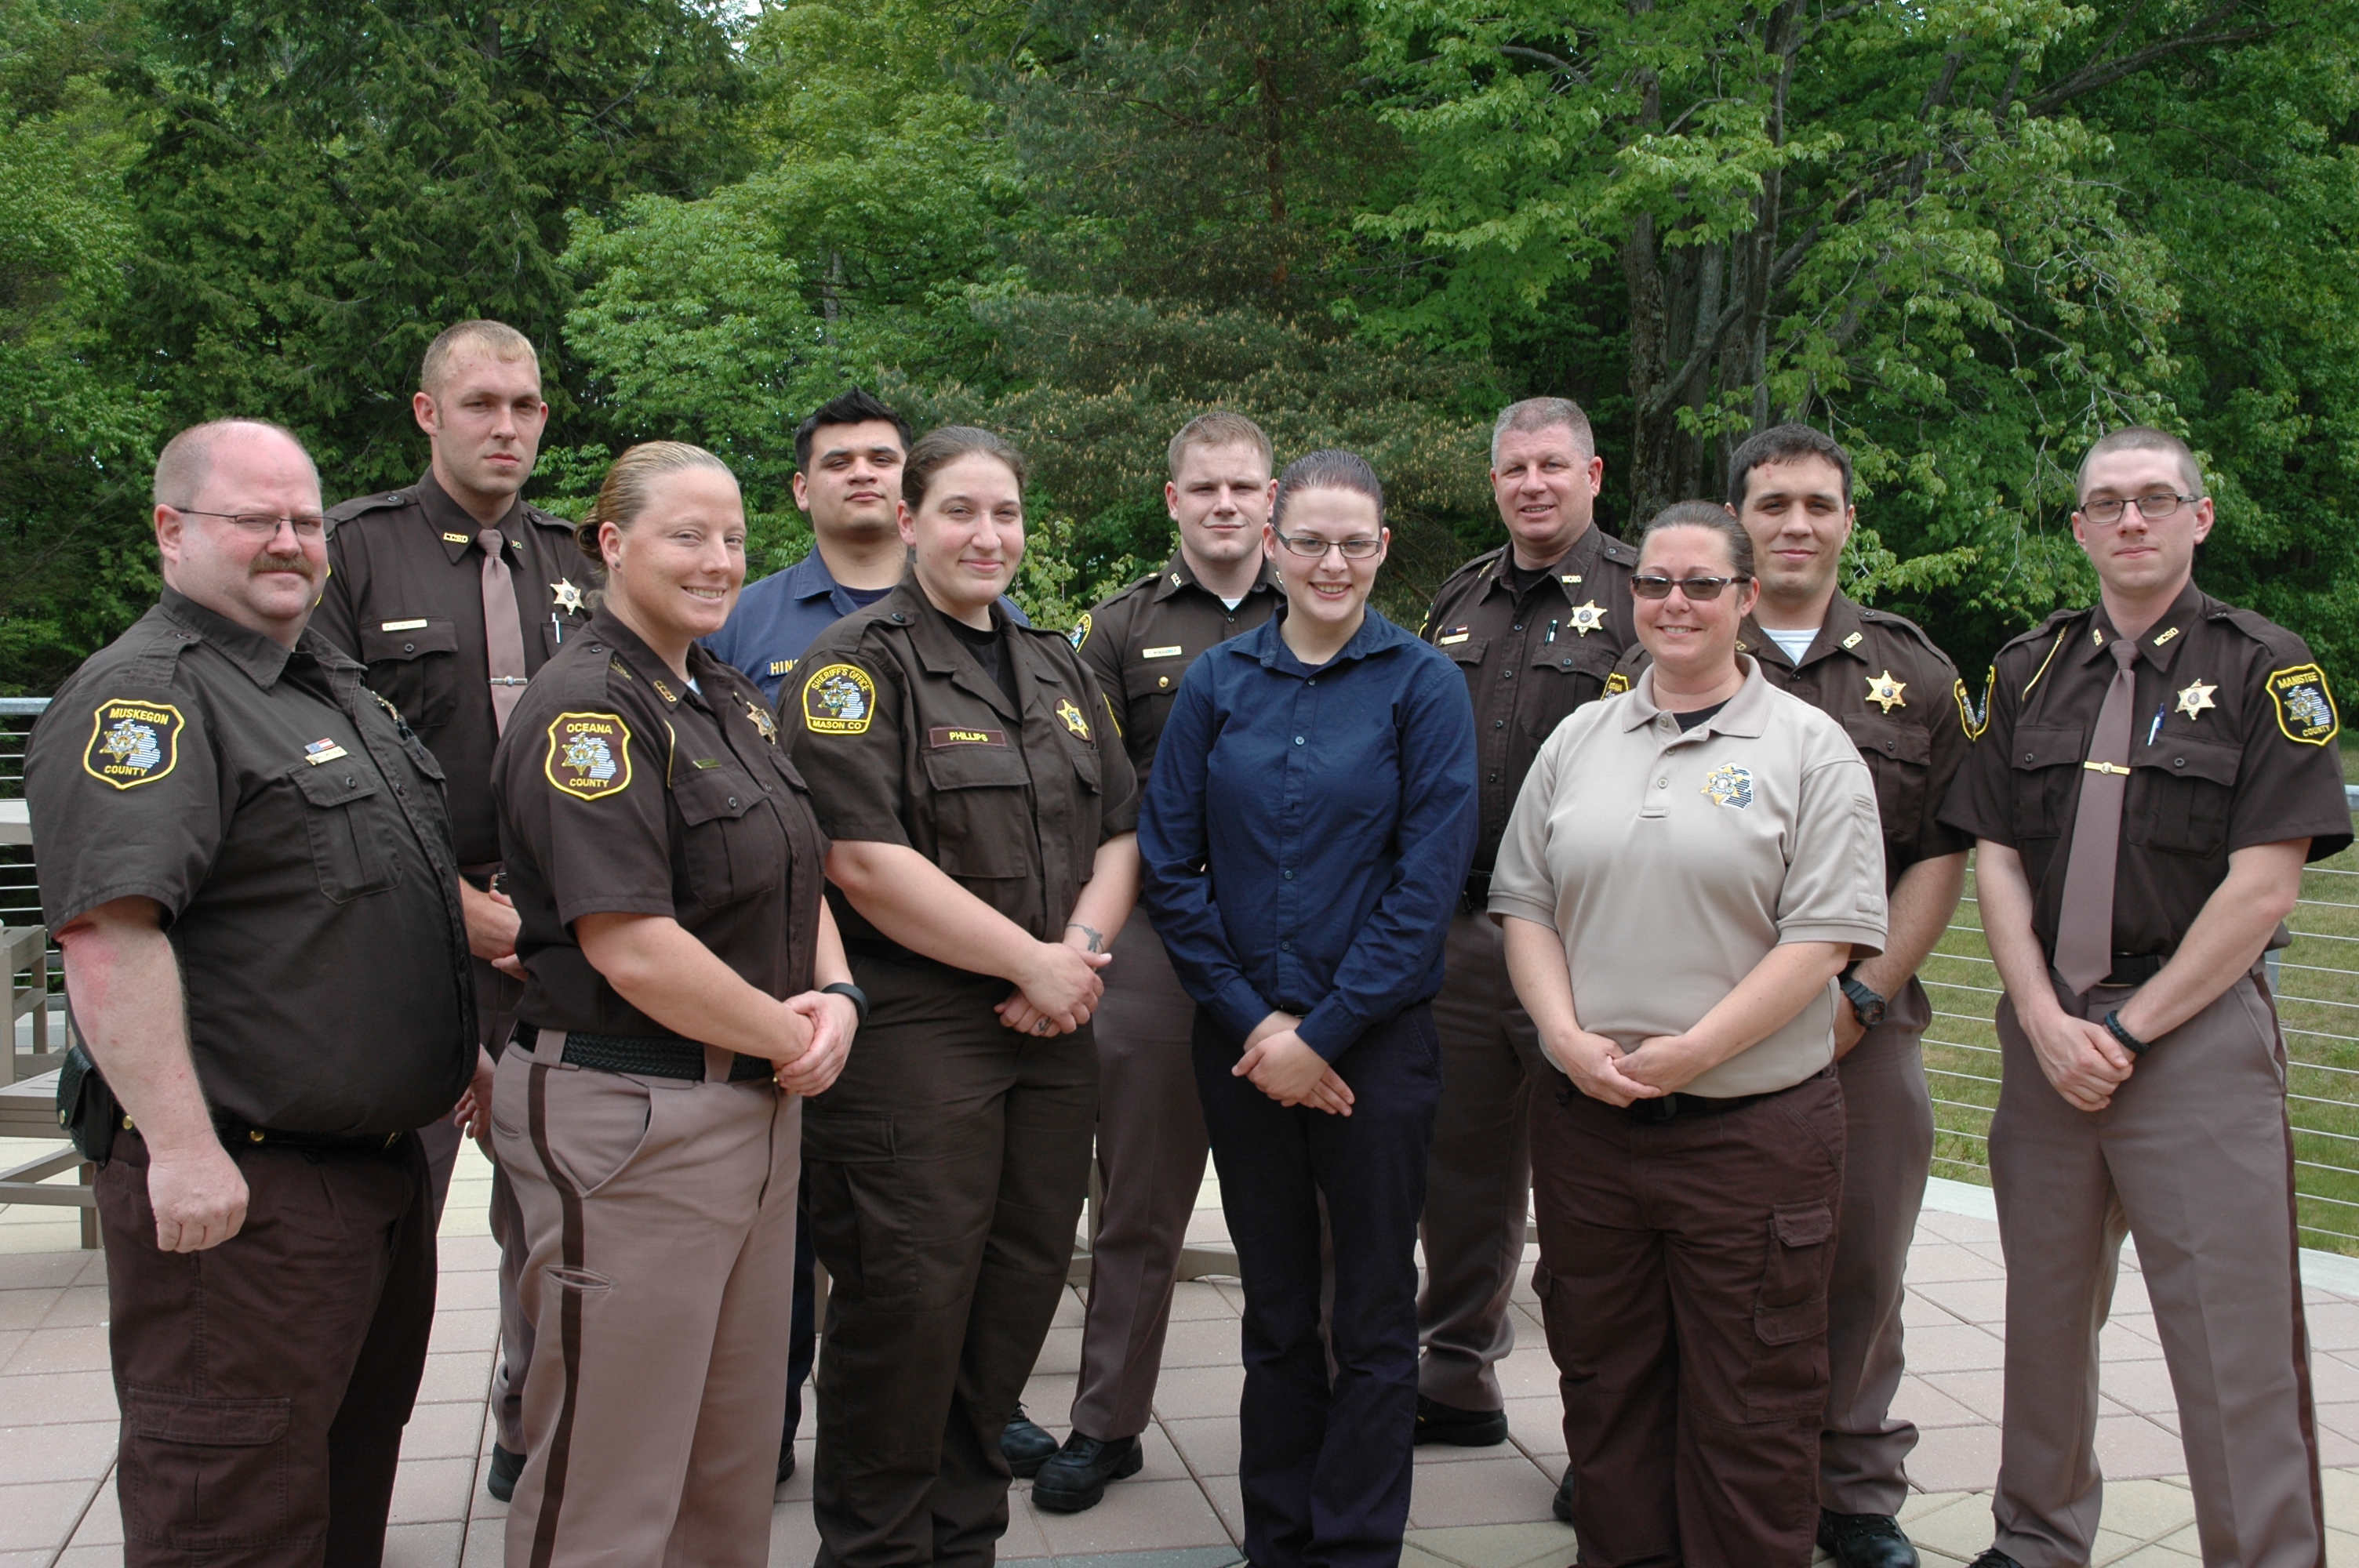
[1488,657,1888,1097]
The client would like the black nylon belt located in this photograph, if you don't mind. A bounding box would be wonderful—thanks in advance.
[212,1118,405,1152]
[1618,1064,1835,1125]
[535,1026,772,1083]
[2102,952,2168,987]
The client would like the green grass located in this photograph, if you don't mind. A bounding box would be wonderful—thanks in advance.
[1928,829,2359,1255]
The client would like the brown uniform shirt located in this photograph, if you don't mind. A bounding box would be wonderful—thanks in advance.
[1941,579,2351,959]
[1419,525,1641,878]
[1074,552,1282,784]
[25,588,474,1134]
[318,469,594,866]
[492,607,828,1037]
[787,578,1139,961]
[1613,593,1974,889]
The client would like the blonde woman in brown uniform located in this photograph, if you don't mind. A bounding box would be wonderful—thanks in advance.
[490,442,860,1566]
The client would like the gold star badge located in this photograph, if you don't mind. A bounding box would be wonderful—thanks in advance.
[746,699,778,742]
[1056,698,1090,739]
[551,579,585,613]
[2175,679,2217,720]
[1865,671,1908,713]
[1565,601,1606,637]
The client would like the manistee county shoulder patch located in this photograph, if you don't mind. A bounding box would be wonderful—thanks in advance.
[545,712,634,800]
[802,663,876,735]
[1068,612,1092,652]
[2268,664,2341,745]
[82,699,184,789]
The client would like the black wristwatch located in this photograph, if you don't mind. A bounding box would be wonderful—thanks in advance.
[1839,965,1888,1030]
[820,982,869,1027]
[2103,1009,2151,1057]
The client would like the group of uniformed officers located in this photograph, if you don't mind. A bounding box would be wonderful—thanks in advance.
[20,314,2347,1568]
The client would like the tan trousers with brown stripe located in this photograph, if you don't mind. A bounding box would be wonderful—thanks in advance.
[1990,970,2323,1568]
[492,1033,800,1568]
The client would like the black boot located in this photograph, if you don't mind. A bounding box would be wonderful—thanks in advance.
[1031,1431,1144,1512]
[1816,1510,1921,1568]
[1966,1553,2024,1568]
[486,1443,524,1504]
[776,1446,797,1485]
[999,1404,1060,1479]
[1413,1394,1509,1447]
[1551,1465,1574,1523]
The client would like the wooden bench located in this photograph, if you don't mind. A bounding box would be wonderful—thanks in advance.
[1,924,96,1249]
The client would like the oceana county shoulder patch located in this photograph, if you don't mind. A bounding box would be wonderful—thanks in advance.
[544,712,633,800]
[82,699,184,789]
[802,663,875,735]
[2267,664,2341,746]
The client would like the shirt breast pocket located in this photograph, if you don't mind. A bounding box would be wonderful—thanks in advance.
[674,768,784,909]
[358,619,460,732]
[289,764,403,902]
[2008,724,2088,842]
[1525,637,1616,735]
[2127,735,2241,857]
[1443,637,1488,707]
[920,745,1034,882]
[1841,714,1931,844]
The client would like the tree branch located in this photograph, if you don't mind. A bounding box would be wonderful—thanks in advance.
[2027,3,2293,116]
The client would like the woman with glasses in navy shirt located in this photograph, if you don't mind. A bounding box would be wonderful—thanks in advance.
[1140,450,1478,1568]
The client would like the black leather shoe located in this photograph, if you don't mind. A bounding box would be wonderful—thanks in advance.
[1818,1510,1919,1568]
[1414,1394,1509,1446]
[776,1446,797,1484]
[1000,1404,1060,1478]
[1966,1553,2024,1568]
[486,1443,524,1504]
[1551,1465,1574,1523]
[1031,1431,1144,1512]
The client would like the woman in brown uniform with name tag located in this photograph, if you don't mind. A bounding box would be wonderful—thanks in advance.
[490,441,862,1567]
[787,426,1140,1568]
[1490,503,1888,1568]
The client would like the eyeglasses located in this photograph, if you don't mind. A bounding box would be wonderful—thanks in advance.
[2078,492,2199,526]
[172,508,329,540]
[1274,531,1383,561]
[1630,573,1751,601]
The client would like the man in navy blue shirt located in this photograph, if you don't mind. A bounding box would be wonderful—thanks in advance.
[1140,449,1477,1568]
[705,390,1024,706]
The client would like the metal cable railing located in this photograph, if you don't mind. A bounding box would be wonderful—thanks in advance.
[1930,844,2359,1254]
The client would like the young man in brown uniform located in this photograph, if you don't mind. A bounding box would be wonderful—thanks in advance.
[1612,425,1972,1568]
[312,320,591,1500]
[26,419,474,1566]
[1021,411,1284,1511]
[1412,396,1637,1463]
[1942,426,2350,1568]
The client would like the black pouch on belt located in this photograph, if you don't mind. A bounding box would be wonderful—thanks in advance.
[56,1042,118,1165]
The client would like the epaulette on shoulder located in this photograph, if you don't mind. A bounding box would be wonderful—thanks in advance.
[1444,544,1510,584]
[522,500,576,531]
[324,490,412,527]
[1997,605,2082,660]
[1596,533,1638,566]
[2215,602,2310,659]
[1857,605,1955,665]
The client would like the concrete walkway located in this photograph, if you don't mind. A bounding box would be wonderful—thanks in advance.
[8,1138,2359,1567]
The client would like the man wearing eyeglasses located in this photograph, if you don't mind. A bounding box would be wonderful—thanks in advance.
[1411,397,1638,1473]
[1609,424,1972,1568]
[311,319,591,1503]
[1941,426,2348,1568]
[25,419,474,1566]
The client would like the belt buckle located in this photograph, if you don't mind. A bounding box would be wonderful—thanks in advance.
[1632,1095,1679,1124]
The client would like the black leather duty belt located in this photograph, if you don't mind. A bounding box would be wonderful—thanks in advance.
[2100,952,2168,988]
[1459,870,1492,916]
[1619,1065,1834,1126]
[525,1026,772,1083]
[213,1119,405,1152]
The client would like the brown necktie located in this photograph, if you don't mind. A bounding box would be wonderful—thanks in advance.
[2054,637,2141,993]
[478,528,528,735]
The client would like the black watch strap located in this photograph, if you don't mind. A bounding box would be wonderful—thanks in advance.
[821,982,869,1026]
[1839,967,1888,1029]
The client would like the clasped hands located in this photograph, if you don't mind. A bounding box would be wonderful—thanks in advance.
[2019,999,2136,1112]
[1234,1011,1354,1116]
[1543,1028,1719,1107]
[997,926,1113,1037]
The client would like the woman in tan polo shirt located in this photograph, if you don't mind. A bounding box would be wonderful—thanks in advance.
[1488,501,1888,1568]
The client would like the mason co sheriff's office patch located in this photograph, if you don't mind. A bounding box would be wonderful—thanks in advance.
[82,699,184,789]
[2268,664,2342,746]
[544,712,633,800]
[802,663,876,735]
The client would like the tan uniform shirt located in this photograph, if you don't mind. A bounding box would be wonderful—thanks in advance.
[1489,658,1888,1097]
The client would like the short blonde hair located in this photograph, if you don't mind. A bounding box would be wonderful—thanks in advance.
[575,442,736,562]
[2076,426,2204,500]
[1167,412,1272,481]
[420,320,540,397]
[152,419,315,509]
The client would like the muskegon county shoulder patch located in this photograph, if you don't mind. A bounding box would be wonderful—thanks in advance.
[802,663,875,735]
[545,712,633,800]
[2267,664,2341,746]
[82,699,184,789]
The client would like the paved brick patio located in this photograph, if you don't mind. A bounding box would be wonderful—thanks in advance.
[8,1138,2359,1567]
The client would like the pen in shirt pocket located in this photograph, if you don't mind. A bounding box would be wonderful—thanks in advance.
[1546,620,1559,644]
[2146,702,2165,746]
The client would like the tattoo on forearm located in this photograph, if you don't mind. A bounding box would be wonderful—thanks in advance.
[1066,923,1105,953]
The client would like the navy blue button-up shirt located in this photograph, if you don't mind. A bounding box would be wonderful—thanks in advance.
[1140,608,1478,1059]
[704,549,1027,705]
